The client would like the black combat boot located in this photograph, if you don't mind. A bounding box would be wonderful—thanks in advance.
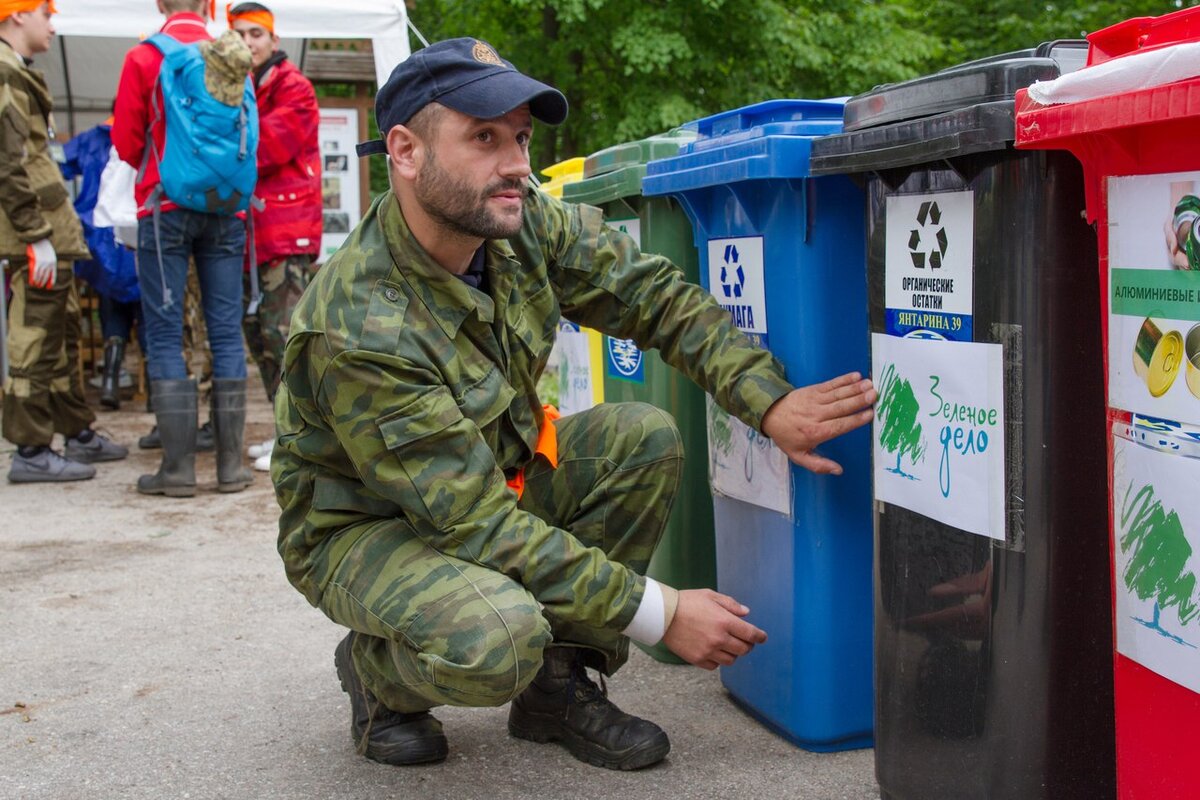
[136,379,198,497]
[333,632,448,766]
[508,646,670,770]
[211,378,252,493]
[99,336,124,410]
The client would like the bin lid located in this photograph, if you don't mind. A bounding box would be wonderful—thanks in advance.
[1087,6,1200,65]
[809,42,1086,175]
[538,157,586,199]
[841,42,1087,132]
[561,129,696,206]
[641,99,846,196]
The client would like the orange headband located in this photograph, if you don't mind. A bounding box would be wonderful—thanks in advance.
[0,0,56,18]
[225,4,273,33]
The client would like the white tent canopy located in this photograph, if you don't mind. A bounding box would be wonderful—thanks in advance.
[41,0,410,135]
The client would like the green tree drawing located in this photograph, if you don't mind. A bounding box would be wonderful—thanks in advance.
[876,363,925,480]
[1120,481,1200,644]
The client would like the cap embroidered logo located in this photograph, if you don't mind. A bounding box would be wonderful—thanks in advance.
[472,40,505,67]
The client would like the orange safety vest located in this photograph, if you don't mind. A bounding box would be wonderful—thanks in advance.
[506,404,560,499]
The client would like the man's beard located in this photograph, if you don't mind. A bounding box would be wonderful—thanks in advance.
[415,149,527,239]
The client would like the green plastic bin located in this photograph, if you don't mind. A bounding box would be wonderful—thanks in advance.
[562,130,709,664]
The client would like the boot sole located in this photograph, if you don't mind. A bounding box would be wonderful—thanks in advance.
[137,484,197,498]
[508,713,670,770]
[334,642,449,766]
[217,481,253,494]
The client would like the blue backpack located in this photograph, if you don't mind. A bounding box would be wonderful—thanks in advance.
[140,33,263,313]
[143,33,259,215]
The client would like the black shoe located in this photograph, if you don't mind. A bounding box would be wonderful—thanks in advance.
[334,632,448,766]
[138,421,213,451]
[138,425,161,450]
[507,646,670,770]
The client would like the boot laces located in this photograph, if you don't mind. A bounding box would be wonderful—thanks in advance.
[566,660,609,707]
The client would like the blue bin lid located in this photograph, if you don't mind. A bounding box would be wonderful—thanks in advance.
[642,99,845,196]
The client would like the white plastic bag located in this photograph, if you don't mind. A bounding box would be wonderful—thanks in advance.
[93,145,139,247]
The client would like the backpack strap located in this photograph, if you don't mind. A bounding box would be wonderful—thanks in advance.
[144,32,184,59]
[244,198,265,318]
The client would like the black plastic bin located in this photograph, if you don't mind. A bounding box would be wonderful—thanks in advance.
[811,43,1115,800]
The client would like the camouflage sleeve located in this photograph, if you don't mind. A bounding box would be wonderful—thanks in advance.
[315,344,645,632]
[536,191,793,431]
[0,78,52,243]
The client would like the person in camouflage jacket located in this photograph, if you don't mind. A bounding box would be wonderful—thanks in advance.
[273,38,877,771]
[1,0,127,484]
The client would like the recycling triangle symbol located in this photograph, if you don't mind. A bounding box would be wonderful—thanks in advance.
[908,201,949,270]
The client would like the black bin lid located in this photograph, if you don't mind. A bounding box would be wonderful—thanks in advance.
[810,41,1086,174]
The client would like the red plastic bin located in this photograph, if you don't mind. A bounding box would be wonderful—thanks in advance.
[1016,8,1200,800]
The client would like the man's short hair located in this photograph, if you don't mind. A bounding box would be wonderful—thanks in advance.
[406,103,446,144]
[161,0,208,14]
[228,2,271,16]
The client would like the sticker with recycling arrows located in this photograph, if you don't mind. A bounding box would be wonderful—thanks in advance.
[884,190,975,341]
[706,236,769,348]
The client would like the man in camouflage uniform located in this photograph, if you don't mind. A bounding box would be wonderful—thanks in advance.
[273,38,876,770]
[1,0,128,484]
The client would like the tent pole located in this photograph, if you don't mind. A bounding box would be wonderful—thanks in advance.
[58,36,76,138]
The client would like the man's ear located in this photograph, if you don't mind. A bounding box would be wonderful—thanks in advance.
[387,125,422,181]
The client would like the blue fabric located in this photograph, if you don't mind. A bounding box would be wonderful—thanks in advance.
[137,209,247,381]
[60,124,141,304]
[146,33,259,215]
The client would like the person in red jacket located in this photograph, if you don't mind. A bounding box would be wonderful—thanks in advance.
[228,2,321,470]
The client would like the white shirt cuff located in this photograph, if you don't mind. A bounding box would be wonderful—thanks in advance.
[621,577,666,646]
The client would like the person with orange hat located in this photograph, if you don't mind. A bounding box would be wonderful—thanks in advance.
[228,2,322,471]
[1,0,129,484]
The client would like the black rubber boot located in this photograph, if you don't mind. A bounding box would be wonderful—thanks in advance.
[100,337,124,410]
[334,632,448,766]
[136,379,198,497]
[507,646,670,770]
[211,378,252,493]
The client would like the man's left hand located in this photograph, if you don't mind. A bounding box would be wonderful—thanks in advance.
[760,372,876,475]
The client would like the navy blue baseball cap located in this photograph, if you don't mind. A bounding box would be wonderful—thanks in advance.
[356,38,568,157]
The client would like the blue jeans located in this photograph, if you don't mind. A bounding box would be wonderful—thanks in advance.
[137,210,247,381]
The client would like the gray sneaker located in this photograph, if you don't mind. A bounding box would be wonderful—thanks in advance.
[64,431,129,463]
[9,449,96,483]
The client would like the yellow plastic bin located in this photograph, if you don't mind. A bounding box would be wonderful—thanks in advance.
[539,158,604,414]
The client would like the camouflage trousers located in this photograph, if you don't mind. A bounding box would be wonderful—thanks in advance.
[319,402,683,713]
[243,255,313,402]
[183,264,212,397]
[2,262,95,447]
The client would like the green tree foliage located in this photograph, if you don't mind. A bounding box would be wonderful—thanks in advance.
[876,363,925,479]
[408,0,943,170]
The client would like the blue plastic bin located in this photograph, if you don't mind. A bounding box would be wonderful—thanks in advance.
[642,99,873,751]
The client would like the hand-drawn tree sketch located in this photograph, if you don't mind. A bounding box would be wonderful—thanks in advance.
[877,362,926,480]
[1120,481,1199,646]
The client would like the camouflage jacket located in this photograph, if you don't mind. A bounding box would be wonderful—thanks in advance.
[274,188,792,630]
[0,40,88,261]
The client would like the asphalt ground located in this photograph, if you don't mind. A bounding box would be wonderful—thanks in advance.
[1,387,879,800]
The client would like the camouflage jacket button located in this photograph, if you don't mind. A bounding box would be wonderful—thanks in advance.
[384,287,399,302]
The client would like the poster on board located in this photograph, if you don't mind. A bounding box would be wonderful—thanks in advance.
[1108,171,1200,426]
[872,333,1006,540]
[317,107,361,262]
[704,236,791,515]
[1113,430,1200,694]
